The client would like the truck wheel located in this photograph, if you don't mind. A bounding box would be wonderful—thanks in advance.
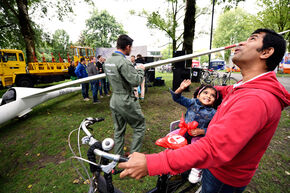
[16,77,34,87]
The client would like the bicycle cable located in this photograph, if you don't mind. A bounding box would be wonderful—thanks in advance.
[68,125,92,183]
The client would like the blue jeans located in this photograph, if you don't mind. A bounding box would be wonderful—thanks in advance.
[81,83,89,99]
[201,169,247,193]
[90,80,99,102]
[99,78,108,95]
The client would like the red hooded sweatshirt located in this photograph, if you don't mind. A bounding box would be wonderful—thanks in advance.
[146,71,290,187]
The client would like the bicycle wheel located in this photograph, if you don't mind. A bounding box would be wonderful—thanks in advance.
[224,77,238,85]
[200,71,211,85]
[89,175,123,193]
[165,171,200,193]
[212,77,221,86]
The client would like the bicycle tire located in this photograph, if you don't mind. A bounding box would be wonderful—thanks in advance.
[165,171,200,193]
[89,175,123,193]
[200,71,211,85]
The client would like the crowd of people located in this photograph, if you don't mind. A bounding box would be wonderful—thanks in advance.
[69,55,111,104]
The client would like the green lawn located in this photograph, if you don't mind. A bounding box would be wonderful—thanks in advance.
[0,72,289,193]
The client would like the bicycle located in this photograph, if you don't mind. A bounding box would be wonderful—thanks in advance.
[219,67,238,86]
[199,68,220,86]
[69,117,202,193]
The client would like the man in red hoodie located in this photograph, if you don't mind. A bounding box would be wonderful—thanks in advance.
[118,29,290,192]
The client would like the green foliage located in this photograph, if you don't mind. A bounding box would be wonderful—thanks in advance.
[161,44,173,59]
[131,0,185,53]
[0,4,23,49]
[51,29,71,60]
[216,0,246,10]
[213,8,258,60]
[0,0,92,53]
[82,9,126,48]
[256,0,290,51]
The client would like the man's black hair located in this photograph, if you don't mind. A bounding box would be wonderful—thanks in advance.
[253,28,286,71]
[80,57,85,63]
[117,34,133,50]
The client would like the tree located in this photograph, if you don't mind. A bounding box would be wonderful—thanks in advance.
[0,0,92,63]
[213,8,257,61]
[132,0,244,57]
[52,29,71,60]
[256,0,290,51]
[130,0,185,55]
[182,0,196,55]
[216,0,247,10]
[83,9,127,48]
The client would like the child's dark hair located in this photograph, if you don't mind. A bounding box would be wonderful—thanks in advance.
[193,84,222,109]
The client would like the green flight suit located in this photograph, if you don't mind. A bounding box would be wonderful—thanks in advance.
[104,52,146,155]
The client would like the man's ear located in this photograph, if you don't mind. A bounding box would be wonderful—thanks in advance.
[260,47,274,60]
[125,45,130,50]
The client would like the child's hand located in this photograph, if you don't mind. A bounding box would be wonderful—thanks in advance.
[180,79,191,90]
[188,128,205,136]
[174,79,191,94]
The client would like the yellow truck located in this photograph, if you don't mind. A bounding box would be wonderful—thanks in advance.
[71,45,95,65]
[0,49,70,87]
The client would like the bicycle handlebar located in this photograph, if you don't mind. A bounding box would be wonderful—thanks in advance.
[80,117,128,174]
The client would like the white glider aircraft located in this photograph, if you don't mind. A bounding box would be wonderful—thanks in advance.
[0,44,238,125]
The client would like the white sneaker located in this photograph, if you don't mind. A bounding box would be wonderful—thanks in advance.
[188,168,202,183]
[83,98,90,101]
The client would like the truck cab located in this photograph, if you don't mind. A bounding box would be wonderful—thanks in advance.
[0,49,27,87]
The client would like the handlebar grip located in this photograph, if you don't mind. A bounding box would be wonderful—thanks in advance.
[95,117,105,122]
[119,156,129,162]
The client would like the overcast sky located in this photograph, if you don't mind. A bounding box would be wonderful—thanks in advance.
[35,0,258,51]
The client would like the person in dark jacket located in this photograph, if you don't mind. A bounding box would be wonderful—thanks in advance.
[68,61,77,80]
[75,57,89,101]
[87,56,100,103]
[135,54,146,102]
[96,55,109,98]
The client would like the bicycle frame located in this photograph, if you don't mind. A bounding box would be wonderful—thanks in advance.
[220,67,239,86]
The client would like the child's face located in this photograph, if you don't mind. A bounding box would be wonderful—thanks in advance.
[197,88,216,106]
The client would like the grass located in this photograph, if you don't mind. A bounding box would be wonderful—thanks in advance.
[276,72,290,77]
[0,72,289,193]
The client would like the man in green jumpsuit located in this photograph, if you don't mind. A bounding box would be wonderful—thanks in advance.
[104,34,146,156]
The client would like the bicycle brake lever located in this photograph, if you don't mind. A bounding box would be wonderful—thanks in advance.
[101,161,118,174]
[95,117,105,122]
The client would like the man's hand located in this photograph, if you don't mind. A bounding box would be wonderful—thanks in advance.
[118,152,148,180]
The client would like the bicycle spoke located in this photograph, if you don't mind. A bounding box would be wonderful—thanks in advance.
[212,77,221,86]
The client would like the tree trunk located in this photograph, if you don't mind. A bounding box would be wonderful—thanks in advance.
[16,0,35,63]
[172,39,177,56]
[182,0,196,55]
